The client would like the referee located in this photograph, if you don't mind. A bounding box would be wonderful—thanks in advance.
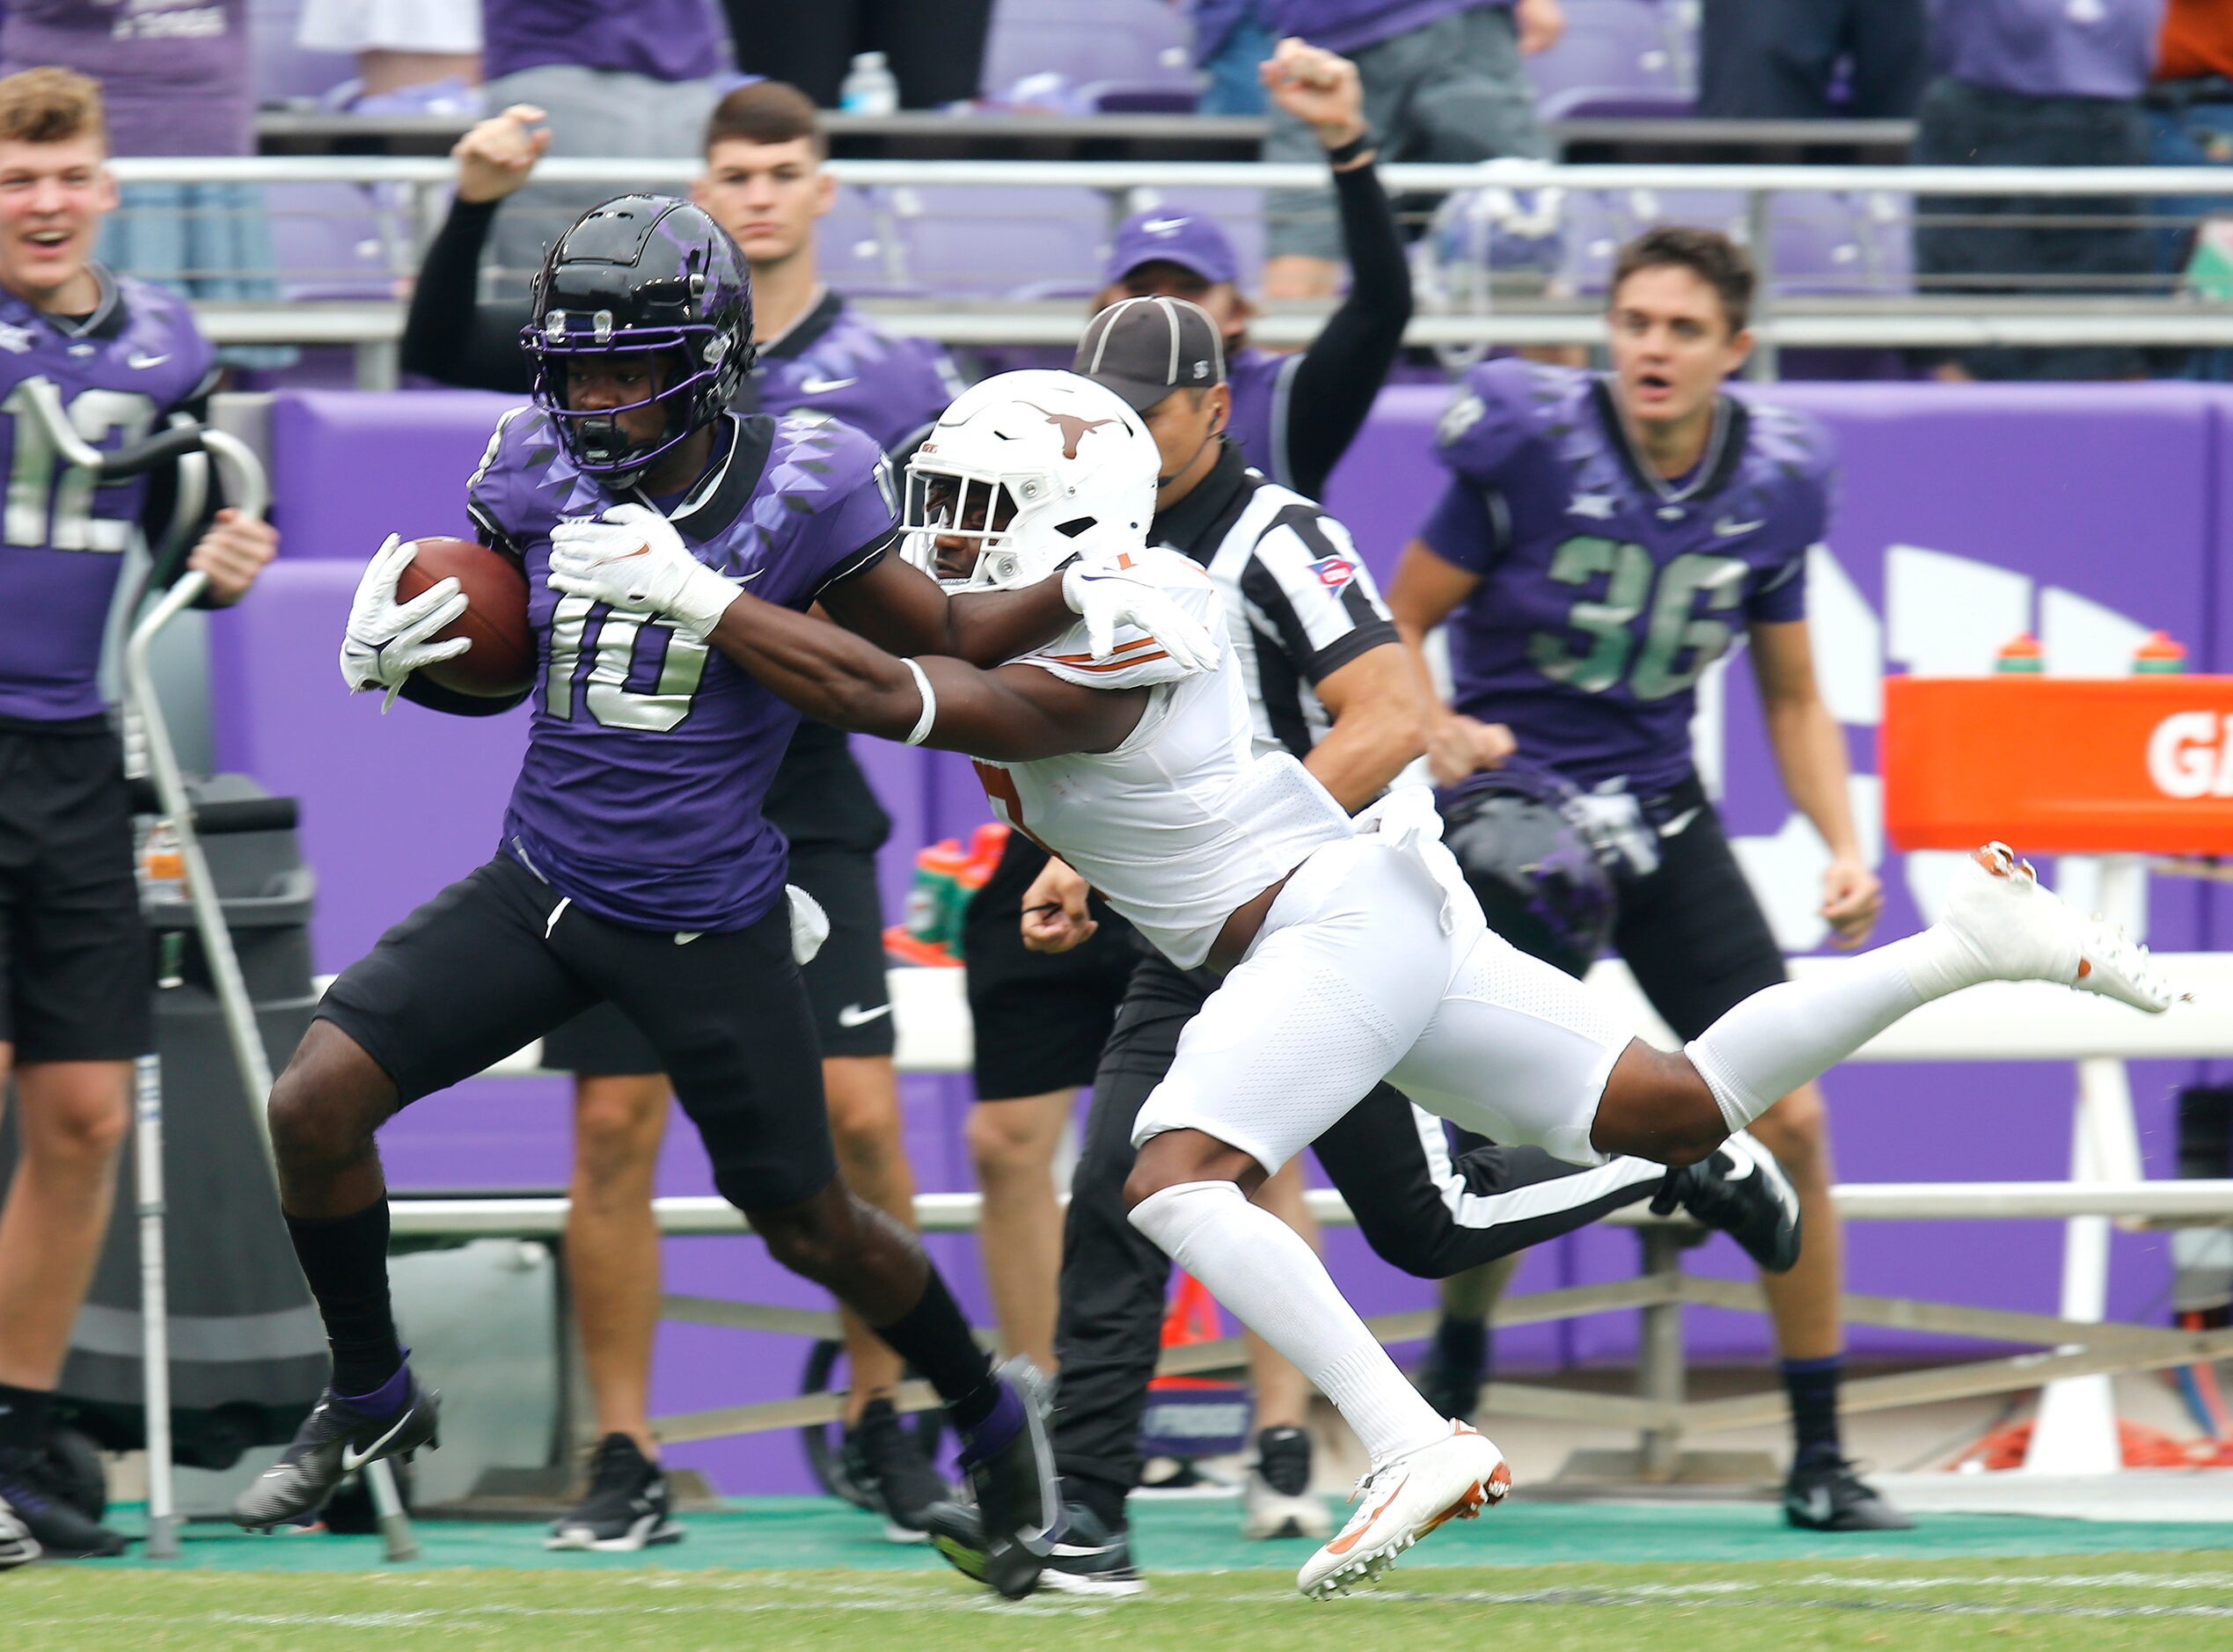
[959,33,1405,1438]
[929,299,1795,1596]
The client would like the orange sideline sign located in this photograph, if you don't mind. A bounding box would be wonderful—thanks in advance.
[1882,676,2233,854]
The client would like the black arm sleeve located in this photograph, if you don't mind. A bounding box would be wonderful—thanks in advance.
[1280,158,1413,501]
[401,196,534,393]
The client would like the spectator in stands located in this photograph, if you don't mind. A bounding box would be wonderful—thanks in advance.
[297,0,483,102]
[399,84,963,1548]
[477,0,726,281]
[1192,2,1278,115]
[1697,0,1926,120]
[1912,0,2167,382]
[0,0,291,369]
[1258,2,1564,301]
[721,0,993,111]
[2147,0,2233,362]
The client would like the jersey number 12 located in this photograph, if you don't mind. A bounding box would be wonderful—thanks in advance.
[2,376,158,552]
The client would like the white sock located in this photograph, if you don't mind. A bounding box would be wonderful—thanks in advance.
[1685,933,1967,1134]
[1130,1180,1447,1464]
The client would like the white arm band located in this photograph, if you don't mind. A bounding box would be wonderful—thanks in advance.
[901,656,937,747]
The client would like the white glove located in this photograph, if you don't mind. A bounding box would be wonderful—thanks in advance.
[785,883,830,966]
[547,501,739,640]
[1061,557,1218,675]
[339,532,470,711]
[1356,783,1468,935]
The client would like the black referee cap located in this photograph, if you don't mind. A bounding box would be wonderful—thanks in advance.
[1075,296,1227,413]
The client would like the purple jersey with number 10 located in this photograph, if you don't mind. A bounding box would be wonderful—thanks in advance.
[467,407,900,933]
[0,272,215,722]
[1421,360,1832,795]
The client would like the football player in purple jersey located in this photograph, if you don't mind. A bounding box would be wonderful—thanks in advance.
[1386,226,1907,1532]
[400,83,970,1544]
[233,196,1212,1599]
[0,68,276,1561]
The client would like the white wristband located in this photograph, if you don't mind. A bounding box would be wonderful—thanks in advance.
[901,656,937,746]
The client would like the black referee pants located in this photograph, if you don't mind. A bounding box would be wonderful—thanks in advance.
[1051,953,1666,1517]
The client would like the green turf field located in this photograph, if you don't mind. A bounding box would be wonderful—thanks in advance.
[10,1498,2231,1649]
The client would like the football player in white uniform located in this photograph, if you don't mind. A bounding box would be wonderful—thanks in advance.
[546,369,2175,1600]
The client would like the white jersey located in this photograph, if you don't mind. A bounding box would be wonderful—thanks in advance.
[976,546,1354,969]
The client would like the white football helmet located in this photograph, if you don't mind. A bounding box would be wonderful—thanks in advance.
[903,369,1157,591]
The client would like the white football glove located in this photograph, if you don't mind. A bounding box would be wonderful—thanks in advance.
[1060,555,1218,675]
[339,532,471,710]
[547,501,739,640]
[785,883,830,966]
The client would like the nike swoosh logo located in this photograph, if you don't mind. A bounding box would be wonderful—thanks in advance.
[837,1002,892,1027]
[128,351,169,369]
[1048,1542,1119,1560]
[1324,1473,1407,1555]
[340,1406,415,1472]
[1714,515,1765,537]
[799,376,857,394]
[675,932,703,946]
[1141,216,1190,233]
[1659,807,1702,837]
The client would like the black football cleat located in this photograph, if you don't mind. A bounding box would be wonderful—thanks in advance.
[0,1444,123,1559]
[0,1493,36,1568]
[956,1356,1062,1599]
[547,1433,682,1553]
[841,1398,950,1544]
[926,1499,1146,1598]
[1783,1456,1915,1531]
[232,1373,440,1530]
[1654,1130,1803,1274]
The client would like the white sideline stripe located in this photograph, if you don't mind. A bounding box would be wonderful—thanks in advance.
[1412,1103,1664,1229]
[311,950,2233,1081]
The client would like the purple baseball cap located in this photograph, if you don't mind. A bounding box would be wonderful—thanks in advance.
[1102,208,1241,289]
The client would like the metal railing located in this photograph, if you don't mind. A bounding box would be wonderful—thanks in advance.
[99,157,2233,384]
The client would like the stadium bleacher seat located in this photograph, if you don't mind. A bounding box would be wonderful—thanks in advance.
[981,0,1196,105]
[888,184,1112,298]
[1526,0,1689,113]
[266,181,408,303]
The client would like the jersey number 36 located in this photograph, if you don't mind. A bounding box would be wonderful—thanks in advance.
[1529,537,1748,702]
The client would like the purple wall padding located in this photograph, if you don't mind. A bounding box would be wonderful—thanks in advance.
[213,384,2233,1494]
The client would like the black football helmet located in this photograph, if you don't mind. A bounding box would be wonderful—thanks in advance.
[523,194,754,482]
[1438,765,1618,982]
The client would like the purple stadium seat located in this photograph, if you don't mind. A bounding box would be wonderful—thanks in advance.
[1537,86,1695,121]
[250,0,355,106]
[981,0,1196,101]
[1525,0,1685,110]
[817,186,919,296]
[265,181,407,302]
[889,185,1110,298]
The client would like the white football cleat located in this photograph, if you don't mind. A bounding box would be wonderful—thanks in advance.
[1297,1422,1508,1599]
[1944,843,2173,1013]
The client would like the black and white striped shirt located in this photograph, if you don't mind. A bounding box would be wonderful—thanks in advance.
[1150,441,1397,763]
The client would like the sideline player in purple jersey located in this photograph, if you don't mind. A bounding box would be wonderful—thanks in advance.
[233,195,1212,1599]
[400,84,968,1543]
[1386,226,1907,1532]
[0,69,276,1563]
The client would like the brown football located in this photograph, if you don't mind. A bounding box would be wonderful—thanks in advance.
[392,536,535,698]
